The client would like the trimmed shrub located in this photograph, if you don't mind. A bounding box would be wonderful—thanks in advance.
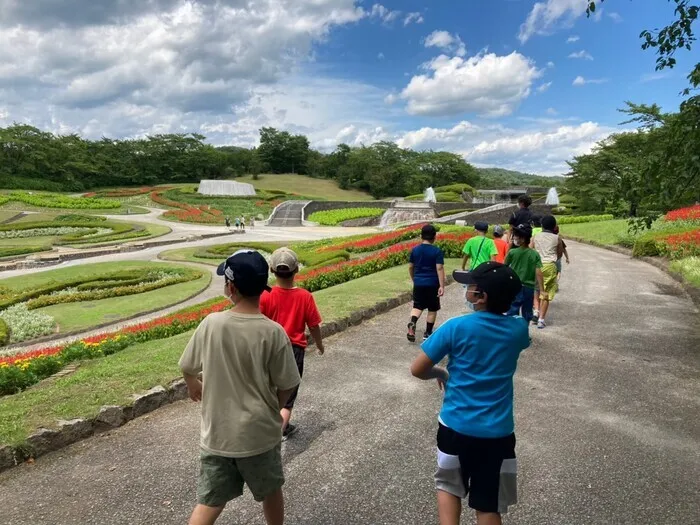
[439,208,470,217]
[632,238,660,257]
[307,208,384,226]
[0,245,51,258]
[0,318,9,346]
[54,214,106,222]
[555,214,614,225]
[434,184,474,194]
[5,191,120,210]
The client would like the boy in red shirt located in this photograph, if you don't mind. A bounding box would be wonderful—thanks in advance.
[260,247,325,440]
[492,225,509,264]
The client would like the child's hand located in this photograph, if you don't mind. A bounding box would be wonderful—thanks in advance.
[188,380,203,402]
[436,368,449,392]
[438,286,445,297]
[317,344,325,356]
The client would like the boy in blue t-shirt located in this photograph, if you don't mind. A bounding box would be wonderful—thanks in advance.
[411,262,530,525]
[407,224,446,342]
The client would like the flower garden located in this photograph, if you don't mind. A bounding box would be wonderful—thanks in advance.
[0,261,207,352]
[307,207,386,226]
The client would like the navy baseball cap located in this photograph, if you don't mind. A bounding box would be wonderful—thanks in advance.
[217,250,271,296]
[474,221,489,232]
[453,262,522,302]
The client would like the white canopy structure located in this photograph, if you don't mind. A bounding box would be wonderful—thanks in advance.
[197,180,256,196]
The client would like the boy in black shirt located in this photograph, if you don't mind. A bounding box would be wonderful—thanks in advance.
[508,195,533,246]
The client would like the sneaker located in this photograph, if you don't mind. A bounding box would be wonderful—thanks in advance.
[537,320,546,329]
[531,315,539,325]
[423,332,432,341]
[407,322,416,342]
[282,423,297,441]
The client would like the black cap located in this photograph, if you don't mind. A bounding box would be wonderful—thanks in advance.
[421,224,437,239]
[513,223,532,238]
[216,250,271,296]
[474,221,489,232]
[453,262,522,302]
[542,215,557,231]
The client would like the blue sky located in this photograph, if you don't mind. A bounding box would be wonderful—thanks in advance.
[0,0,696,176]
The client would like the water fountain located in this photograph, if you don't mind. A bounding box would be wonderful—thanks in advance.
[545,187,560,206]
[379,190,438,228]
[198,179,256,196]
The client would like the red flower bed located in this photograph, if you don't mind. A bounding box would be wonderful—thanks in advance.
[664,205,700,222]
[150,190,223,224]
[658,229,700,258]
[321,224,425,253]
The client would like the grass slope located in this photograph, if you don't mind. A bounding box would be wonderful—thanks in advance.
[0,260,460,445]
[236,174,374,201]
[560,220,629,245]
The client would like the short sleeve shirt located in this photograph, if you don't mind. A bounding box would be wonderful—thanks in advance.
[179,311,300,458]
[505,247,542,288]
[533,231,559,264]
[509,208,533,227]
[421,312,530,438]
[260,287,323,348]
[462,236,498,270]
[409,243,445,287]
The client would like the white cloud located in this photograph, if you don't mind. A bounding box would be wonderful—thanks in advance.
[546,107,558,116]
[573,75,608,86]
[568,50,594,60]
[396,121,482,149]
[384,93,398,104]
[608,12,623,23]
[566,35,580,43]
[370,4,400,24]
[424,30,466,57]
[641,71,671,83]
[519,0,588,43]
[537,82,552,93]
[377,52,385,60]
[547,61,555,68]
[404,12,424,26]
[400,51,542,117]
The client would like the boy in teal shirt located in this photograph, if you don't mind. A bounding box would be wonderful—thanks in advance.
[505,224,544,324]
[461,221,498,271]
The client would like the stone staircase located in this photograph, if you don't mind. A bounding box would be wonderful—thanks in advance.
[266,201,310,227]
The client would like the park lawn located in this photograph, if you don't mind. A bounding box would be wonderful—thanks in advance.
[0,261,191,291]
[70,223,171,248]
[37,271,212,333]
[0,260,460,445]
[560,219,629,245]
[159,247,225,265]
[0,201,148,215]
[0,211,21,223]
[669,257,700,287]
[237,174,375,201]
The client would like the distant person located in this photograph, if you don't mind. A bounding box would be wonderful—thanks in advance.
[529,215,543,318]
[553,226,570,282]
[241,216,246,231]
[260,248,325,441]
[508,194,533,245]
[407,224,446,342]
[532,216,565,329]
[411,262,529,525]
[461,221,498,271]
[179,250,300,525]
[225,216,231,230]
[531,215,543,238]
[250,216,255,230]
[235,217,241,231]
[492,225,509,264]
[505,224,544,324]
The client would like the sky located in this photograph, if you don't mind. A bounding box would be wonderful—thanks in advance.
[0,0,696,176]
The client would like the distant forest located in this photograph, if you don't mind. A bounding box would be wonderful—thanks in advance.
[0,124,561,198]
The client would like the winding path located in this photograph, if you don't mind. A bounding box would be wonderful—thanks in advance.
[1,241,698,524]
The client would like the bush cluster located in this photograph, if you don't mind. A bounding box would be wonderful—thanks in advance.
[307,208,385,225]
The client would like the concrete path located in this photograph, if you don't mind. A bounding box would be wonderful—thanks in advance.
[1,241,699,524]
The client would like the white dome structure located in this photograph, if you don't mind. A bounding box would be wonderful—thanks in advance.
[197,180,256,197]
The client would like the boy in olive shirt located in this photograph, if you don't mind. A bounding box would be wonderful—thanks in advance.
[180,250,301,525]
[461,221,498,271]
[505,224,544,324]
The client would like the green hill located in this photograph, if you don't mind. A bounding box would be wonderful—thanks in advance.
[476,167,565,189]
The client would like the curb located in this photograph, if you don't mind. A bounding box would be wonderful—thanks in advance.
[565,236,700,310]
[0,275,455,473]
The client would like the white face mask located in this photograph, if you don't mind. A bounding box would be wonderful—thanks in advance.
[513,238,522,247]
[465,298,477,312]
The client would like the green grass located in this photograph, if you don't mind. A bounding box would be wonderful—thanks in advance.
[71,223,171,248]
[0,211,21,223]
[669,257,700,287]
[159,247,220,265]
[237,174,375,201]
[38,271,211,333]
[0,259,459,445]
[560,220,629,245]
[0,201,148,215]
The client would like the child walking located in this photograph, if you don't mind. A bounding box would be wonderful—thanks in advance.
[461,221,498,271]
[260,247,325,440]
[179,250,301,525]
[505,224,544,324]
[532,216,565,329]
[492,225,509,264]
[411,262,530,525]
[407,224,446,342]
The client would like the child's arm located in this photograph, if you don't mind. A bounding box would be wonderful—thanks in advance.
[408,262,415,281]
[536,267,545,294]
[411,353,449,390]
[461,254,469,271]
[183,373,202,402]
[277,388,296,409]
[436,263,445,296]
[309,325,325,355]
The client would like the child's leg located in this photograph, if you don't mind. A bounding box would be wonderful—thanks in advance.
[476,511,502,525]
[281,346,304,430]
[262,488,284,525]
[426,310,437,334]
[189,505,225,525]
[521,287,534,324]
[506,290,523,317]
[437,490,462,525]
[539,297,550,321]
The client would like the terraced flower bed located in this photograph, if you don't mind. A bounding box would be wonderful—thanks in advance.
[0,192,119,210]
[0,262,206,347]
[307,207,385,226]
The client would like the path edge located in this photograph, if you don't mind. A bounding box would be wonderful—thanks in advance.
[565,236,700,309]
[0,275,455,473]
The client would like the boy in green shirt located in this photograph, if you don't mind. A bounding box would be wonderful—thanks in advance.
[461,221,498,271]
[505,224,544,324]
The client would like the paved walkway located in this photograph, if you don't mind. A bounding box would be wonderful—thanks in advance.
[1,242,699,524]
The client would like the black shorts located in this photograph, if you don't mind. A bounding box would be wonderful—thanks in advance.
[284,345,305,410]
[413,285,441,312]
[435,423,517,514]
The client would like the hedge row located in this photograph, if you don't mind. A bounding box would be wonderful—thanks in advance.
[0,318,9,346]
[0,245,51,258]
[1,191,120,210]
[555,214,614,224]
[307,208,385,226]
